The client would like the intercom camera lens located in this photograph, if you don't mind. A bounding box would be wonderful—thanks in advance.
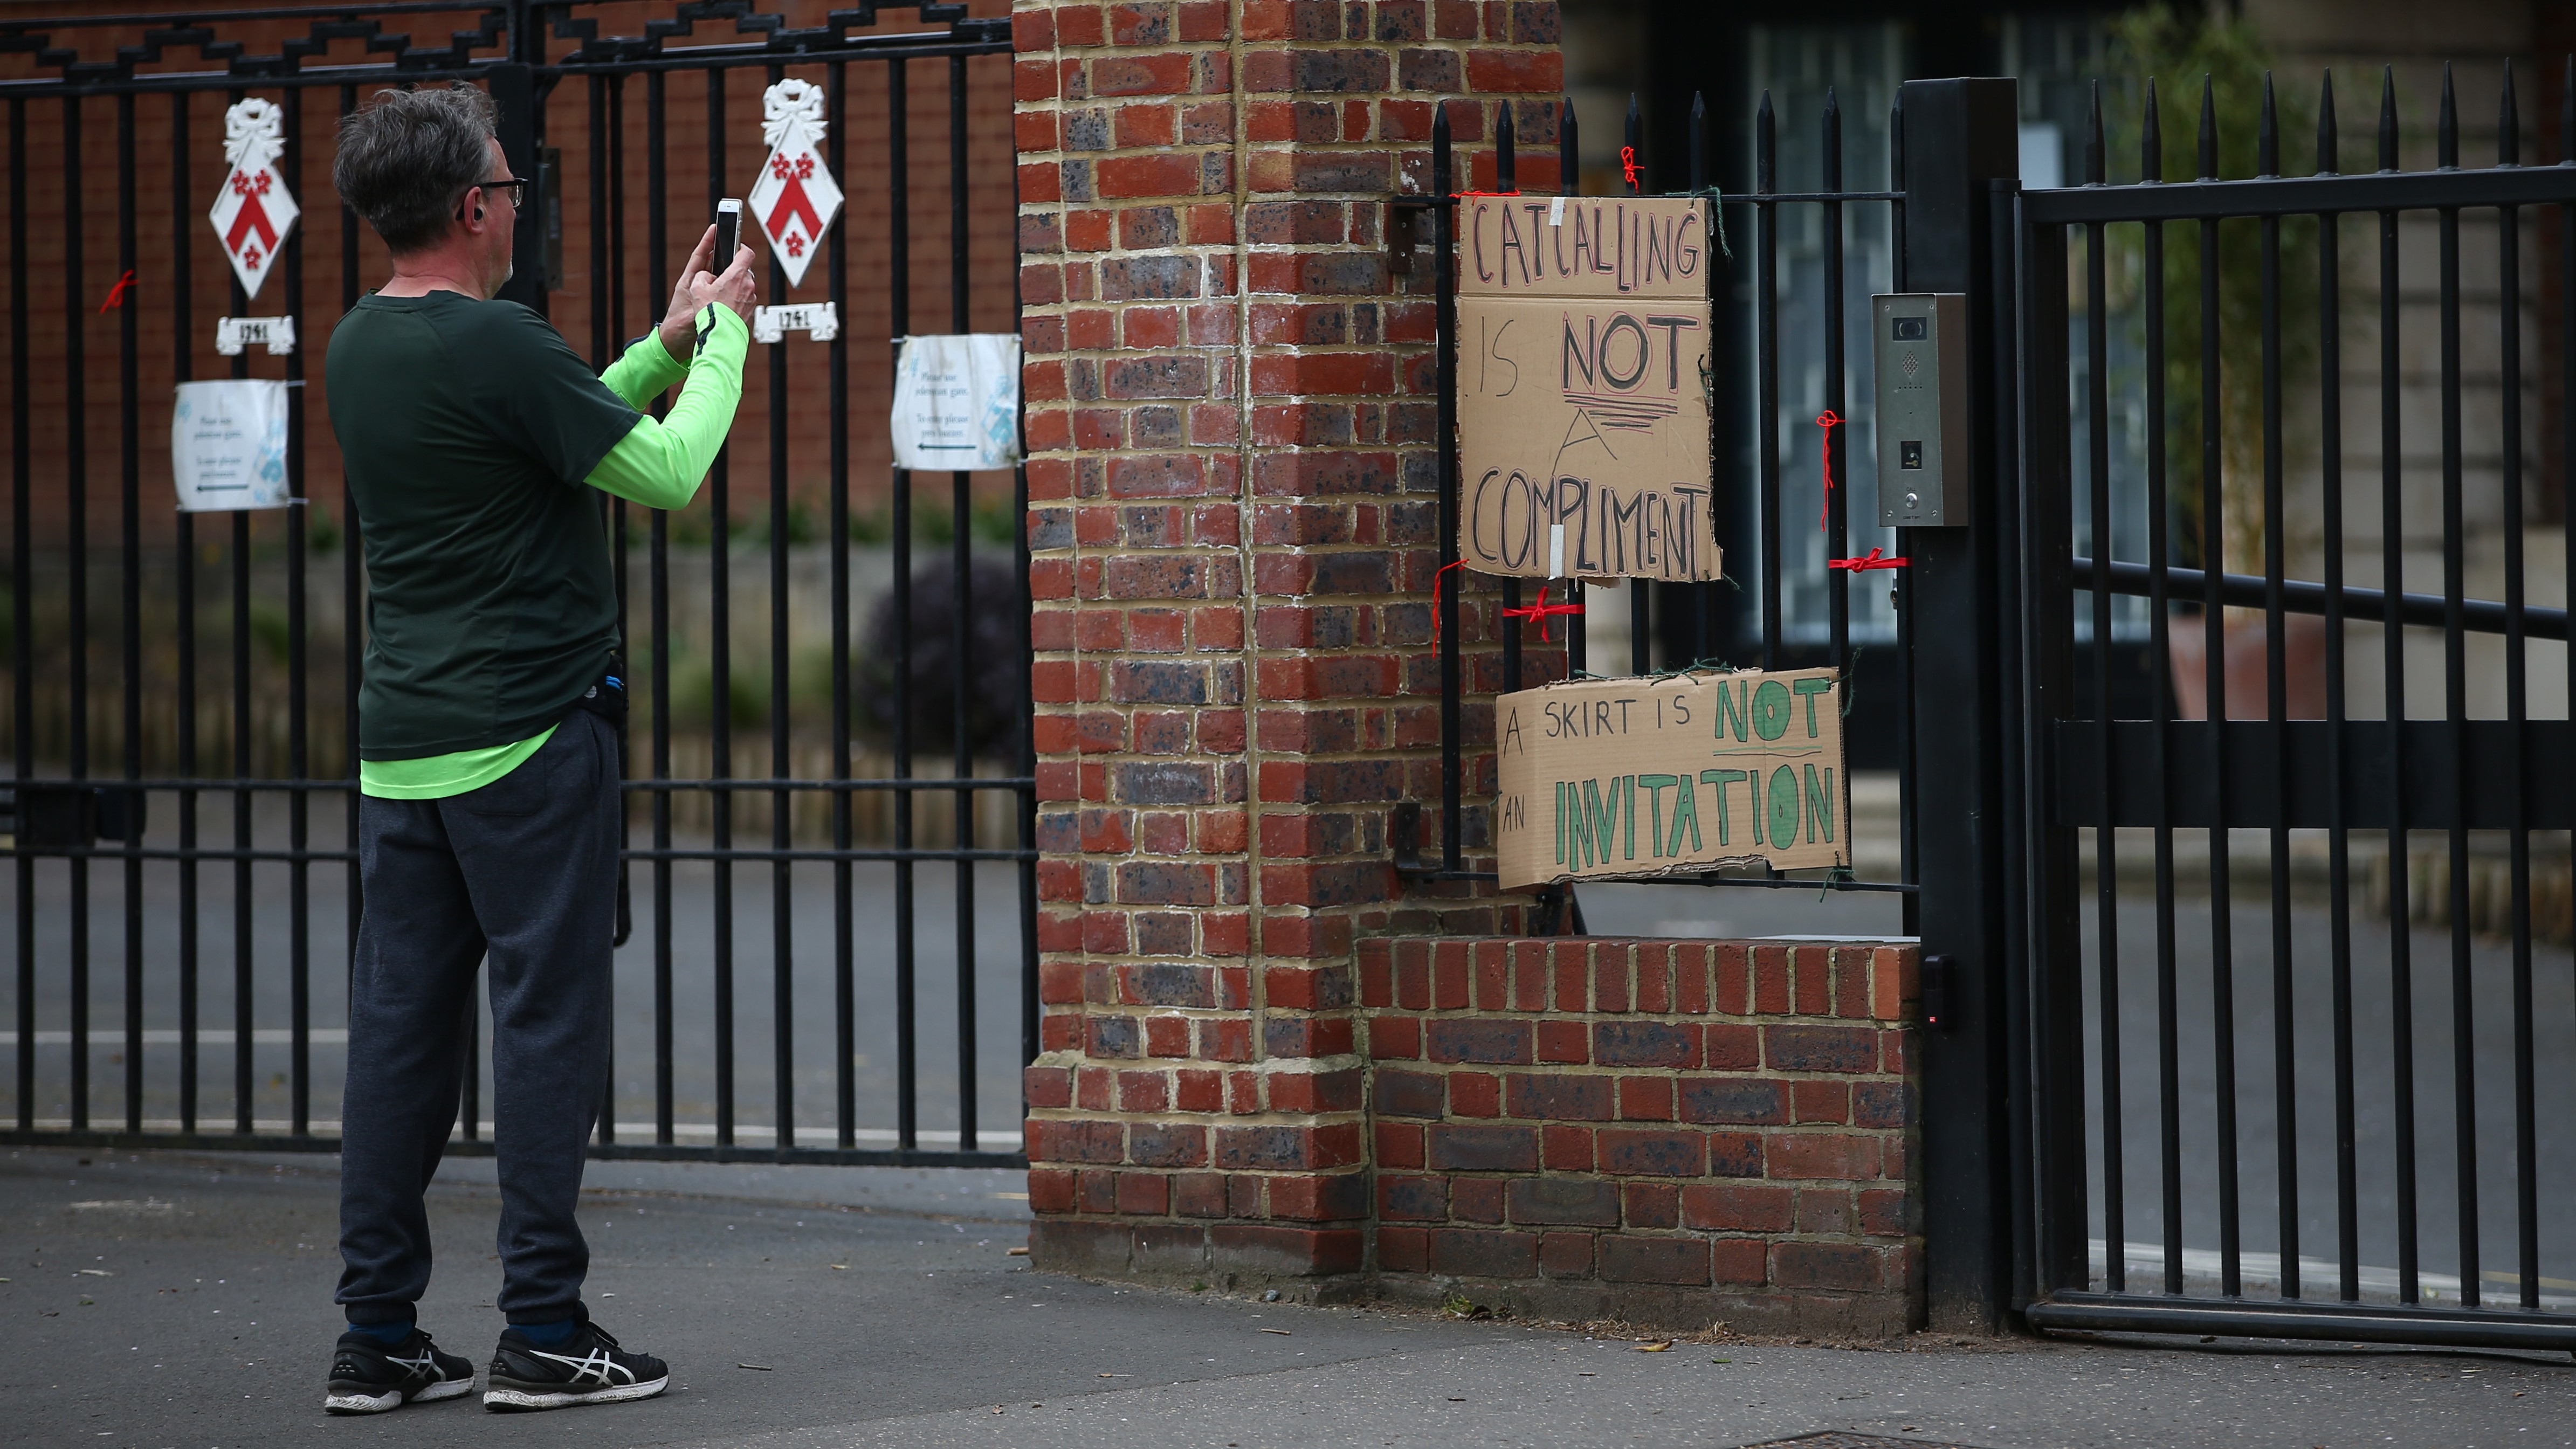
[1891,316,1928,340]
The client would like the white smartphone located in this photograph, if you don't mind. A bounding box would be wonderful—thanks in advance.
[714,197,741,269]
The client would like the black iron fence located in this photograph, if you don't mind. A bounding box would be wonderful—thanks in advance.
[2019,64,2576,1352]
[0,0,1032,1168]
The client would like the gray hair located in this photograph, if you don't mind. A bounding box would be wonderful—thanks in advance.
[332,85,497,255]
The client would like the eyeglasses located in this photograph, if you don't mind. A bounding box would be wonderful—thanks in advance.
[472,176,527,209]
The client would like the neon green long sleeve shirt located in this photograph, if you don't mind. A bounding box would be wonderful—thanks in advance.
[584,303,749,508]
[357,303,748,800]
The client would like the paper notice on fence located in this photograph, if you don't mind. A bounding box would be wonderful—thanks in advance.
[890,333,1022,471]
[1454,195,1719,582]
[1493,667,1848,890]
[170,379,291,511]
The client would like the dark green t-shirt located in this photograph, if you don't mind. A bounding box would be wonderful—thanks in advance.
[326,291,638,759]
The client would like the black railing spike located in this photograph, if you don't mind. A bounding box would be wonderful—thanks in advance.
[2086,79,2103,184]
[2380,65,2399,171]
[2438,62,2456,169]
[1889,92,1902,191]
[1560,96,1579,197]
[1757,88,1775,192]
[1496,98,1515,193]
[2563,55,2573,163]
[1625,91,1642,195]
[2498,59,2516,167]
[2318,70,2337,175]
[1823,85,1840,192]
[2259,70,2278,177]
[2143,77,2162,182]
[1431,98,1450,192]
[2199,74,2219,179]
[1689,90,1707,192]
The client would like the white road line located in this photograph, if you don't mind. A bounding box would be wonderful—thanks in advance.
[5,1029,350,1046]
[18,1117,1025,1148]
[2090,1238,2576,1310]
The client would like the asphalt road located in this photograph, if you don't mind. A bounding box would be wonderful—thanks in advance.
[3,1146,2568,1449]
[3,795,1028,1146]
[2076,889,2576,1302]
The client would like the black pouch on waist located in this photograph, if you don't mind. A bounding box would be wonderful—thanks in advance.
[570,667,628,728]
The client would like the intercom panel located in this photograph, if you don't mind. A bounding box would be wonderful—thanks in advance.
[1872,293,1969,528]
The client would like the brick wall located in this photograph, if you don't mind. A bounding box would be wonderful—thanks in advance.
[1015,0,1566,1288]
[1363,936,1920,1336]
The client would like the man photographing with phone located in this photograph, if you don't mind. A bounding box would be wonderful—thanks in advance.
[319,84,755,1414]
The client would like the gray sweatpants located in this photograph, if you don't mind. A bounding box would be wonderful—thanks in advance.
[336,709,619,1327]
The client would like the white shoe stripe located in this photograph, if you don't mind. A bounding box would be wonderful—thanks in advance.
[526,1345,636,1385]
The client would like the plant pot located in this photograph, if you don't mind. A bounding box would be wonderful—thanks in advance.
[2165,612,2326,720]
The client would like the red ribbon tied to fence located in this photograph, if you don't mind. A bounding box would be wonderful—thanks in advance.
[766,152,825,244]
[1828,547,1909,573]
[1814,409,1842,532]
[1429,560,1466,641]
[1814,408,1906,571]
[97,269,136,314]
[1432,561,1588,644]
[1619,145,1641,188]
[1500,583,1585,643]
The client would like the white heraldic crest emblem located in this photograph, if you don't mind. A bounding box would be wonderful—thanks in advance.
[745,79,844,289]
[208,98,300,298]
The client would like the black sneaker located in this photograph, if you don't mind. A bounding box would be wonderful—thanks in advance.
[481,1319,669,1411]
[321,1326,475,1414]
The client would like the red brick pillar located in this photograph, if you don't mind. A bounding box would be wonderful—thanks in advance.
[1013,0,1563,1290]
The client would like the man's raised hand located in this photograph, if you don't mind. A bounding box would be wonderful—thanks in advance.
[656,225,721,357]
[686,244,758,326]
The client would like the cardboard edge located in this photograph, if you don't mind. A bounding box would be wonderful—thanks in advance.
[1499,852,1856,893]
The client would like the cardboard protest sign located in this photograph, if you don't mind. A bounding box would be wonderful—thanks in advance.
[1455,195,1718,582]
[1493,667,1847,889]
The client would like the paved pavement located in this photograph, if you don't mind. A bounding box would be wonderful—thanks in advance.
[5,1144,2570,1449]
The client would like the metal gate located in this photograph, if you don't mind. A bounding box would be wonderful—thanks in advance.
[1405,66,2576,1352]
[0,0,1032,1168]
[2014,67,2576,1350]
